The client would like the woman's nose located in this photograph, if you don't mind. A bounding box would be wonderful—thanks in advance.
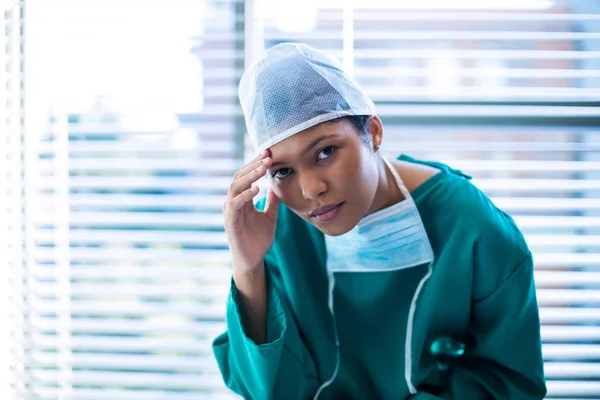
[299,171,327,200]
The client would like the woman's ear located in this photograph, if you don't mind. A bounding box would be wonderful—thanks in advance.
[368,116,383,152]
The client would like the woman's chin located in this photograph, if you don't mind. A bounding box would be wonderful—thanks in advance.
[311,217,357,237]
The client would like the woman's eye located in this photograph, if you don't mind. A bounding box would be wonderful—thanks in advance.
[273,168,292,179]
[317,146,335,161]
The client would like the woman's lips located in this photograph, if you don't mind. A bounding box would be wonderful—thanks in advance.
[312,202,344,222]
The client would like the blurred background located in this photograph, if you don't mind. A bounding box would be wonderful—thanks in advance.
[1,0,599,398]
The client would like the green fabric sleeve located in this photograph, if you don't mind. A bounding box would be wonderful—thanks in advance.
[408,393,444,399]
[412,253,546,400]
[212,269,319,400]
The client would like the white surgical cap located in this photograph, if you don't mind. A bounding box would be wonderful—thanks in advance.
[239,43,376,153]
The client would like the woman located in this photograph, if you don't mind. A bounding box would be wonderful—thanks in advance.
[213,43,546,399]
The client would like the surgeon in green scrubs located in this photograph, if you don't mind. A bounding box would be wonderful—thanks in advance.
[213,43,547,399]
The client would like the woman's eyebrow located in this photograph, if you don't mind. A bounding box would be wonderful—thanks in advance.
[270,133,341,169]
[302,134,340,155]
[270,160,287,169]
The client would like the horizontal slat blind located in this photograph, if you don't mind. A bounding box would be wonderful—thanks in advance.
[12,0,600,398]
[264,1,600,101]
[1,3,26,400]
[262,1,600,398]
[21,0,244,398]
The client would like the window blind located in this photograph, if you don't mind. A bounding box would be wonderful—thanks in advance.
[16,0,245,398]
[258,1,600,398]
[9,0,600,399]
[2,2,27,399]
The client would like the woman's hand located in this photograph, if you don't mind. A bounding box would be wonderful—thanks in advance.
[223,149,281,276]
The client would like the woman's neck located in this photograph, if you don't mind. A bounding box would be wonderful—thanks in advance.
[366,156,405,216]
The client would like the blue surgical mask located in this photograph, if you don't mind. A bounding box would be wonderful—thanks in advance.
[325,159,434,273]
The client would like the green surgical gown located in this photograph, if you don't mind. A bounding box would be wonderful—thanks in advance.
[213,155,547,399]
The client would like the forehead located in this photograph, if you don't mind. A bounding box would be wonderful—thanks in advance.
[269,119,355,156]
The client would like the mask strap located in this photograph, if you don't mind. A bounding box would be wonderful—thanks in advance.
[383,158,412,200]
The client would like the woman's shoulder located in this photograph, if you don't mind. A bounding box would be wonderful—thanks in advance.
[389,158,442,195]
[393,155,528,246]
[396,156,531,292]
[391,154,491,219]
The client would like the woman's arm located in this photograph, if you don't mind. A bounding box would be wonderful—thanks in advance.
[233,263,268,345]
[213,265,320,400]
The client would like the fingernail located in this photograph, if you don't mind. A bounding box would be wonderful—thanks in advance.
[262,158,269,164]
[256,166,264,172]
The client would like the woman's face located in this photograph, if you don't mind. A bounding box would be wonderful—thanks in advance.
[267,117,384,236]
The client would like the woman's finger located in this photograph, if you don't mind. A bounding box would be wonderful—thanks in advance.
[252,149,268,162]
[229,164,267,198]
[232,149,268,178]
[234,156,271,180]
[263,188,280,222]
[227,185,260,214]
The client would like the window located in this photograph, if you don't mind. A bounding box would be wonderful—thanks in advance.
[2,1,27,398]
[5,0,244,398]
[3,0,600,398]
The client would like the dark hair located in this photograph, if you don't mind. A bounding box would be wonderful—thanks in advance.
[343,115,372,147]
